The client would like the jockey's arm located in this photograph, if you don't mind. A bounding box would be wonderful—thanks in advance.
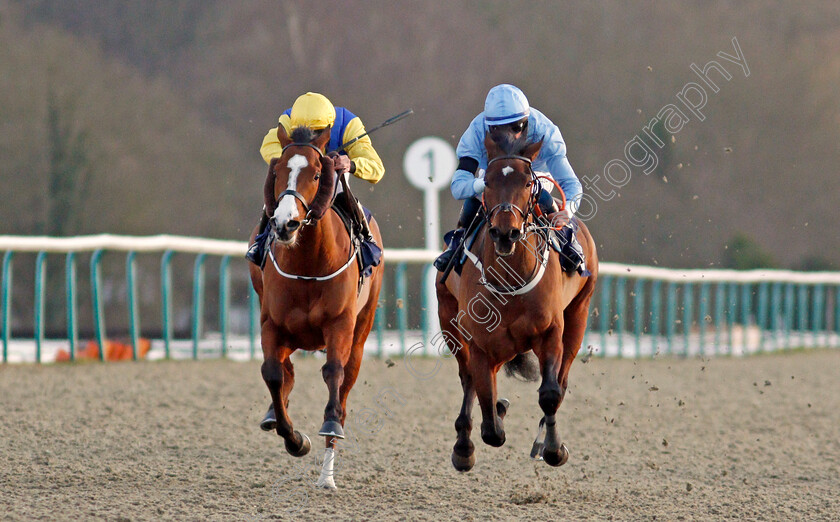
[451,116,487,200]
[260,128,283,164]
[450,157,484,200]
[342,117,384,184]
[537,114,582,214]
[259,114,294,164]
[545,153,582,214]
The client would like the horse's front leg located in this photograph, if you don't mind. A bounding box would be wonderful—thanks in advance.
[315,325,366,491]
[534,324,569,467]
[261,322,310,457]
[451,342,477,471]
[471,348,505,448]
[318,317,355,440]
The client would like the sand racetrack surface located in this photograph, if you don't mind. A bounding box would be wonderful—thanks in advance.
[1,349,839,521]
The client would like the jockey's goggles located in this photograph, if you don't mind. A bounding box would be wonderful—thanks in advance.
[489,118,528,135]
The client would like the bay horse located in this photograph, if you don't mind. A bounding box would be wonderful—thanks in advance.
[436,134,598,471]
[248,125,384,490]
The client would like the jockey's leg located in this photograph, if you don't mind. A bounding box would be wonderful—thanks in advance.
[434,197,481,271]
[246,208,270,266]
[537,188,585,274]
[557,224,586,275]
[354,198,374,242]
[537,188,559,215]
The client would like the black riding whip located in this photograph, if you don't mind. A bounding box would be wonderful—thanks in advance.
[336,109,414,152]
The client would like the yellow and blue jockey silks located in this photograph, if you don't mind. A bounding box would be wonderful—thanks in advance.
[260,94,384,184]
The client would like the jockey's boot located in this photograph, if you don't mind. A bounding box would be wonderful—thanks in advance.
[434,227,465,271]
[559,225,586,275]
[354,198,375,244]
[537,188,560,216]
[259,403,276,431]
[245,212,270,266]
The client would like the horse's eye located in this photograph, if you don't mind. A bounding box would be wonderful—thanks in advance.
[314,172,321,181]
[526,181,533,187]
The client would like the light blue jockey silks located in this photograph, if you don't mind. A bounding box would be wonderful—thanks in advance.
[450,85,583,214]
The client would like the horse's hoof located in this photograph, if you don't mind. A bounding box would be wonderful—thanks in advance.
[496,398,510,418]
[480,426,506,448]
[284,431,311,457]
[451,451,476,472]
[318,420,345,440]
[315,475,337,490]
[543,443,569,467]
[530,440,545,460]
[260,405,276,432]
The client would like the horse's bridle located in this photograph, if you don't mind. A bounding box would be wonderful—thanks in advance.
[278,141,325,226]
[268,141,360,282]
[463,154,550,296]
[482,155,541,226]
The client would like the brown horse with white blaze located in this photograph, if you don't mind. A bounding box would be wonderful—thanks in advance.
[249,125,384,490]
[436,134,598,471]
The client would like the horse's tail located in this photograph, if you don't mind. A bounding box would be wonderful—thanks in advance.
[503,352,540,382]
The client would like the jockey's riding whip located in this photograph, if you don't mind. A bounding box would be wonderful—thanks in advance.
[336,109,414,152]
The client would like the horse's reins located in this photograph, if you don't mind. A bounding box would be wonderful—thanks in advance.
[465,154,552,296]
[267,141,358,282]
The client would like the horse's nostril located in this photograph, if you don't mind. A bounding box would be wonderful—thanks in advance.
[286,220,301,232]
[489,227,501,240]
[509,229,522,242]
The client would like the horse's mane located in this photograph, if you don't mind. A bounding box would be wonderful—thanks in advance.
[490,132,532,157]
[289,125,318,144]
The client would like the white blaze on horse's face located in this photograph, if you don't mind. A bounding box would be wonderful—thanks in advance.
[273,154,308,228]
[501,166,514,177]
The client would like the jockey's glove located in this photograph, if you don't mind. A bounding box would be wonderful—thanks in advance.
[472,178,486,195]
[547,208,574,228]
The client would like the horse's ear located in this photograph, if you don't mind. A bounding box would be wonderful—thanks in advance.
[522,139,543,162]
[277,124,291,148]
[484,133,502,160]
[313,125,331,152]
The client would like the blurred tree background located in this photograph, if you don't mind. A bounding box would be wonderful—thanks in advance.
[1,0,839,271]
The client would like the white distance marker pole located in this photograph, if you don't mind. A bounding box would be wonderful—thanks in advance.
[403,137,456,339]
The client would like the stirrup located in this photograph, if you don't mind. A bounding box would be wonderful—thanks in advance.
[246,227,272,268]
[559,228,585,275]
[434,228,465,272]
[245,241,262,265]
[434,248,456,272]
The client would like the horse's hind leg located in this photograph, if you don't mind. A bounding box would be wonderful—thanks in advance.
[261,325,310,457]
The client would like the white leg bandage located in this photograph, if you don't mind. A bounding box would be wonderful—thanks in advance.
[315,448,337,490]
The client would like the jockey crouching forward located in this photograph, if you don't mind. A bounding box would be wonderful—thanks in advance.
[250,92,385,432]
[434,84,586,275]
[246,92,385,266]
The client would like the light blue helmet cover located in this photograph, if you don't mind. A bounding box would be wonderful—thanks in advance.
[484,84,530,126]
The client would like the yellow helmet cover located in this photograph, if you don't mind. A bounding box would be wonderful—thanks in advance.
[289,92,336,130]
